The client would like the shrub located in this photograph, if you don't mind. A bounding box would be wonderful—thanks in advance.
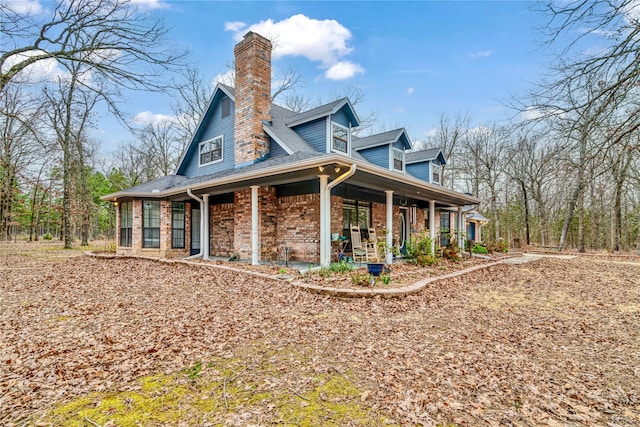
[405,230,436,266]
[485,239,509,253]
[330,260,353,273]
[472,243,488,254]
[350,271,370,286]
[42,233,53,240]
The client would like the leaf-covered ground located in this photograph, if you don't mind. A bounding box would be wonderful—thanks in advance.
[1,241,639,426]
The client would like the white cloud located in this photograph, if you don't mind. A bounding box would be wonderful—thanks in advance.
[130,0,170,10]
[469,50,492,58]
[213,69,235,86]
[134,111,177,126]
[467,125,492,137]
[407,87,414,95]
[1,0,43,15]
[225,21,246,32]
[521,106,565,122]
[324,61,364,80]
[424,128,438,138]
[226,14,364,81]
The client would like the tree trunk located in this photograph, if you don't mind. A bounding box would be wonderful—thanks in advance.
[520,180,531,246]
[612,177,623,251]
[558,183,583,251]
[577,186,585,253]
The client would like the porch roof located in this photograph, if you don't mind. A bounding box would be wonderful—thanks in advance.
[102,152,480,207]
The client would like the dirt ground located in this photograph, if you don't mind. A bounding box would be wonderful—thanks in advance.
[1,241,639,426]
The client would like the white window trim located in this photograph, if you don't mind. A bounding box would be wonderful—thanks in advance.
[330,121,351,155]
[391,147,405,173]
[198,135,224,167]
[431,162,441,184]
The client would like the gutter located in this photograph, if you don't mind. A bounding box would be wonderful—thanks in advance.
[320,163,357,266]
[101,154,481,206]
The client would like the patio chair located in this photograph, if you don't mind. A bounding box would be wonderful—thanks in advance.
[367,227,380,262]
[349,225,369,263]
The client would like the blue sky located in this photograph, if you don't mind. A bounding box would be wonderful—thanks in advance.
[10,0,558,152]
[117,1,552,149]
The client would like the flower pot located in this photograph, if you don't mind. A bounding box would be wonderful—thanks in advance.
[367,263,384,277]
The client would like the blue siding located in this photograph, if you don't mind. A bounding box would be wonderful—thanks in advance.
[269,137,288,158]
[407,161,431,183]
[293,118,327,152]
[331,106,352,128]
[180,97,235,178]
[392,140,404,151]
[359,145,389,169]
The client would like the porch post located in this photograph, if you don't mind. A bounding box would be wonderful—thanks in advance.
[202,194,210,259]
[251,185,259,266]
[385,190,394,264]
[319,175,330,267]
[429,200,435,255]
[457,206,464,251]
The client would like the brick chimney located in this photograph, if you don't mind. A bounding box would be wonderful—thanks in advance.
[233,31,272,166]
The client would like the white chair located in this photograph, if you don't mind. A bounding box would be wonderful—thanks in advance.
[349,225,368,263]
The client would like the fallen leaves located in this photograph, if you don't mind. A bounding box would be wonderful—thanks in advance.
[0,242,639,425]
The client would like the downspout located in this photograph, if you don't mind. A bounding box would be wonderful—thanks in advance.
[186,189,203,259]
[320,164,356,267]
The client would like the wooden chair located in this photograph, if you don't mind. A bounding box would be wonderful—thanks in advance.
[349,225,368,263]
[367,227,379,262]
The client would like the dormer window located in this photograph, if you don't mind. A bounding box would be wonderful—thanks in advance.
[199,135,223,166]
[432,163,441,184]
[393,148,404,172]
[332,123,349,154]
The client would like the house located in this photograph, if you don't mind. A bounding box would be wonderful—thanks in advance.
[102,32,480,266]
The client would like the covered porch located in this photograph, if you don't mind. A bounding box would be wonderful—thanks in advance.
[105,154,480,267]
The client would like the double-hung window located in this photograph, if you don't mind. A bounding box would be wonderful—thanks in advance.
[171,202,185,249]
[332,123,349,154]
[432,163,441,184]
[119,201,132,247]
[440,211,450,246]
[199,136,223,166]
[142,201,160,248]
[393,148,404,172]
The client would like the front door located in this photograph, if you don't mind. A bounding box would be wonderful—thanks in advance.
[191,207,201,256]
[399,207,409,255]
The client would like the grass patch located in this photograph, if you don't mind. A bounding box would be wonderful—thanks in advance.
[46,346,391,426]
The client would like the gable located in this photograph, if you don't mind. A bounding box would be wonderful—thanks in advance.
[176,86,236,177]
[406,162,431,182]
[358,145,389,169]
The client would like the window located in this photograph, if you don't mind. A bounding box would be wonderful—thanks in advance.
[432,163,441,184]
[393,148,404,171]
[440,211,450,246]
[424,209,430,230]
[221,97,231,118]
[119,201,132,247]
[342,199,371,238]
[142,200,160,248]
[171,202,185,249]
[332,123,349,154]
[199,136,223,166]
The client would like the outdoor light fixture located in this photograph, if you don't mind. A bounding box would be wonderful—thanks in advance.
[335,166,341,173]
[318,166,325,172]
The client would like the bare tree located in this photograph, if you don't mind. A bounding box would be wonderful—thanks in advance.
[135,120,180,177]
[0,84,42,239]
[459,124,509,241]
[418,112,470,189]
[171,67,213,154]
[0,0,186,93]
